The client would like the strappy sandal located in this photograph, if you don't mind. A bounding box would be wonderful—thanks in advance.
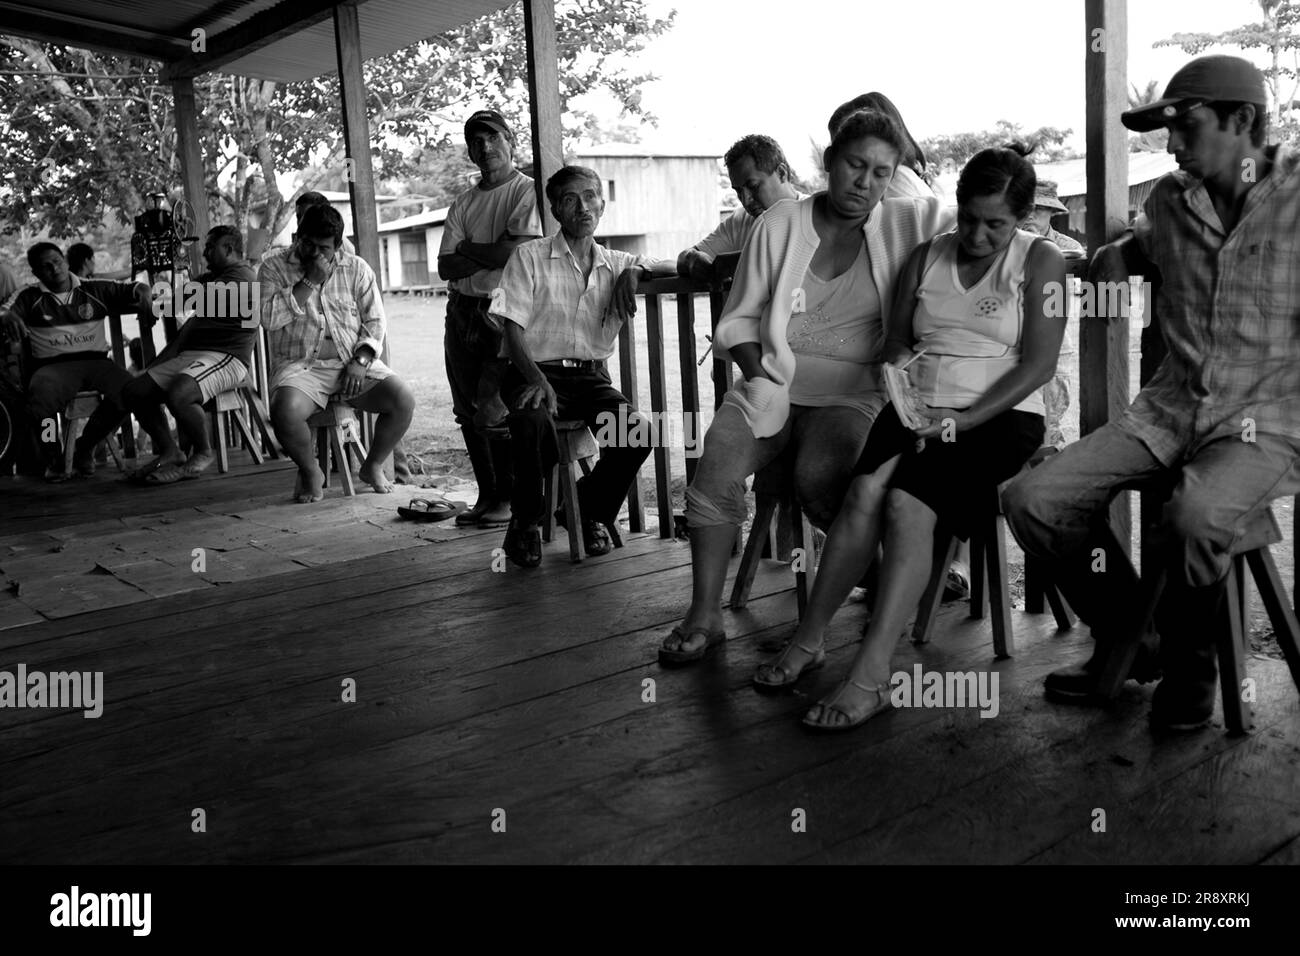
[752,640,826,692]
[658,624,726,666]
[802,677,893,732]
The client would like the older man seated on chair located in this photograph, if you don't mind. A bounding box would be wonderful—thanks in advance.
[488,165,675,567]
[121,225,259,484]
[0,243,158,481]
[258,204,414,503]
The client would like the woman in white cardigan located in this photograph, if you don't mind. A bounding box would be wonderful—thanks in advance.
[659,110,952,666]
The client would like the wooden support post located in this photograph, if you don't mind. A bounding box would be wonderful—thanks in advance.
[172,76,209,293]
[1082,0,1131,554]
[333,2,380,276]
[524,0,563,235]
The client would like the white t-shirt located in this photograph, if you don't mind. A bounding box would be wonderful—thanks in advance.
[439,171,542,298]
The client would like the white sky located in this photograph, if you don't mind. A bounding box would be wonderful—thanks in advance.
[598,0,1269,177]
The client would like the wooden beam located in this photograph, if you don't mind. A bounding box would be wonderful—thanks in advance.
[1082,0,1131,552]
[523,0,563,235]
[333,1,381,276]
[161,0,344,81]
[171,77,210,266]
[0,9,187,61]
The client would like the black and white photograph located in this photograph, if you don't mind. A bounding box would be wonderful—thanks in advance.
[0,0,1295,936]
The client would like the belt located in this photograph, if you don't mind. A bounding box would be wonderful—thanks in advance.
[538,358,603,370]
[449,290,492,305]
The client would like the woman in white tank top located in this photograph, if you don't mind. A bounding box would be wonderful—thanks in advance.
[754,145,1068,732]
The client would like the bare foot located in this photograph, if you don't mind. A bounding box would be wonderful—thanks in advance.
[181,451,215,479]
[293,463,325,503]
[358,460,394,494]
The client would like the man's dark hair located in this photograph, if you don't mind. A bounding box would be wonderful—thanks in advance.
[66,243,94,275]
[723,134,789,177]
[826,110,907,166]
[297,205,345,247]
[26,242,63,270]
[295,190,331,211]
[1207,101,1268,148]
[207,224,244,257]
[957,142,1038,220]
[545,165,603,205]
[828,93,928,179]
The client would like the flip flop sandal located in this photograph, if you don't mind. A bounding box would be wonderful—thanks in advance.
[143,464,187,485]
[802,678,893,733]
[397,497,467,522]
[943,560,971,602]
[179,461,212,481]
[752,640,826,692]
[126,458,177,483]
[658,624,726,666]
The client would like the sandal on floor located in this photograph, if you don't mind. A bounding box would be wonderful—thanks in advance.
[398,497,467,522]
[802,677,893,732]
[143,464,187,486]
[658,624,726,666]
[752,640,826,692]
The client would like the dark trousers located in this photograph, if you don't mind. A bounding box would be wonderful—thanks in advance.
[444,290,512,500]
[503,362,651,526]
[27,358,132,465]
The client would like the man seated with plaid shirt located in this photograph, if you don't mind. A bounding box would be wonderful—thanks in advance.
[258,205,415,503]
[1003,55,1300,732]
[488,165,675,567]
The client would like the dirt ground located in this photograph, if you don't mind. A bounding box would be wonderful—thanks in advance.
[386,293,1295,649]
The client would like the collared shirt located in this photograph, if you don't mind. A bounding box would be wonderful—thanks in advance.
[694,192,809,259]
[6,274,147,362]
[258,247,386,379]
[1120,145,1300,465]
[488,232,648,362]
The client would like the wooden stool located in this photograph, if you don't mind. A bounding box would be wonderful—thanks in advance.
[206,385,280,473]
[1097,507,1300,735]
[308,401,368,496]
[730,458,816,618]
[910,480,1073,660]
[62,391,125,473]
[542,420,624,563]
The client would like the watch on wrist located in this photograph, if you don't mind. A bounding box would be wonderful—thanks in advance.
[351,351,373,369]
[300,277,320,292]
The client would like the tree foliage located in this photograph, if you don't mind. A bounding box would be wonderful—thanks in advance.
[1154,0,1300,144]
[917,121,1080,172]
[0,0,674,243]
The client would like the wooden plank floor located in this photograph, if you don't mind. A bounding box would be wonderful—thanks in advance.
[1,463,1298,864]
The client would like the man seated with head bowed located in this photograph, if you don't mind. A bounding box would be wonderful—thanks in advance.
[120,225,259,484]
[489,164,676,567]
[258,204,415,503]
[0,243,159,481]
[1003,55,1300,732]
[677,134,805,282]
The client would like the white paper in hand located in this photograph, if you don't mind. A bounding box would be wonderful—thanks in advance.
[884,363,929,431]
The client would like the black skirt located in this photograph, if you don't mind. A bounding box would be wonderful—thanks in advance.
[852,402,1045,539]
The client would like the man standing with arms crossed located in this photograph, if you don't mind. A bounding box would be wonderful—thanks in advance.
[438,109,543,529]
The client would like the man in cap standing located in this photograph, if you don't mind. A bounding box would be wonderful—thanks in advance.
[437,109,543,528]
[1003,55,1300,731]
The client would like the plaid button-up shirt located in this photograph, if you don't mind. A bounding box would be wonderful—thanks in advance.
[258,247,386,382]
[488,232,647,362]
[1119,145,1300,465]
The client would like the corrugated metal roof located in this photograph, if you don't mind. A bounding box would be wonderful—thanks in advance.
[220,0,515,82]
[378,206,449,232]
[0,0,515,81]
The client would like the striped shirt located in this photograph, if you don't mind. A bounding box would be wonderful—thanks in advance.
[258,247,386,380]
[489,232,647,362]
[1120,144,1300,465]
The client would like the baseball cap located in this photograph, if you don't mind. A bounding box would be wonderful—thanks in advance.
[464,109,511,140]
[1122,55,1267,132]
